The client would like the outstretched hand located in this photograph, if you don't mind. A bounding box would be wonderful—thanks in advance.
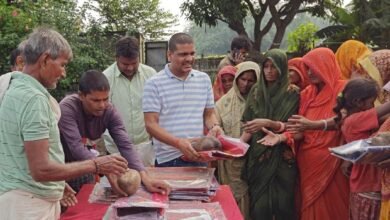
[287,115,314,133]
[242,119,270,134]
[207,125,224,137]
[257,127,281,147]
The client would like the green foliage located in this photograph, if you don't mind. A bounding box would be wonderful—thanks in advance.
[287,23,319,55]
[320,0,390,49]
[0,1,34,73]
[0,0,175,100]
[85,0,177,39]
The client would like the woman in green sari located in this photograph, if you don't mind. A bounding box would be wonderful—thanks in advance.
[241,49,299,220]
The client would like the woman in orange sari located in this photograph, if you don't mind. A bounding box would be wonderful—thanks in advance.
[298,48,349,219]
[288,57,310,90]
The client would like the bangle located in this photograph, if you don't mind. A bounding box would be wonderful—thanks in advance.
[92,159,99,174]
[274,121,285,133]
[322,120,327,131]
[283,131,296,155]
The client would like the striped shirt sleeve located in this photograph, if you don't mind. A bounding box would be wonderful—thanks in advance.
[142,78,161,113]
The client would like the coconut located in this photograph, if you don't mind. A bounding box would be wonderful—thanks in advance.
[191,136,222,151]
[117,168,141,196]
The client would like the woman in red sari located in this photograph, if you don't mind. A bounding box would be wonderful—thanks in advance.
[298,48,349,219]
[213,65,237,101]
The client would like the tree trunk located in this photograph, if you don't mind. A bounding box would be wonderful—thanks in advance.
[270,27,286,49]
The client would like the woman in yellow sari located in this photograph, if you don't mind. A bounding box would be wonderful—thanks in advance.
[335,39,372,80]
[215,61,260,219]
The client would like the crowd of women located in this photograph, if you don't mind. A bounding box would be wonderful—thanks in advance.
[212,39,390,220]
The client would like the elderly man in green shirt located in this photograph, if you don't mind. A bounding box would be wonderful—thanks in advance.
[103,36,156,166]
[0,27,128,220]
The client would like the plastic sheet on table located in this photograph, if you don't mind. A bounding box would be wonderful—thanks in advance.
[146,167,215,192]
[113,188,169,209]
[89,181,119,204]
[164,202,227,220]
[89,176,169,207]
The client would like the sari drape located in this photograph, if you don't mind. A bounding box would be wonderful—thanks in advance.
[215,61,260,220]
[288,57,310,90]
[299,47,349,220]
[361,49,390,104]
[335,40,372,80]
[242,49,300,220]
[367,50,390,220]
[213,65,237,101]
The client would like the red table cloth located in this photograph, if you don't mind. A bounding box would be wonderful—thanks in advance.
[61,184,243,220]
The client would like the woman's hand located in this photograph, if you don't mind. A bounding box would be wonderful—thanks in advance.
[287,115,315,133]
[257,127,283,147]
[207,125,224,137]
[242,119,270,134]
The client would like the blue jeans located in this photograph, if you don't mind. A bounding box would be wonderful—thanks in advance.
[155,157,207,167]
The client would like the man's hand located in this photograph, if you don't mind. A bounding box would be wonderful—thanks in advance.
[176,138,202,162]
[140,171,171,195]
[94,154,128,176]
[60,183,77,207]
[106,173,128,197]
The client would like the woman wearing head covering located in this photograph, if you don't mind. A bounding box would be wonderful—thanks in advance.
[335,39,372,80]
[361,49,390,219]
[212,65,237,101]
[298,48,349,219]
[240,49,300,219]
[360,49,390,103]
[215,61,260,219]
[288,57,310,90]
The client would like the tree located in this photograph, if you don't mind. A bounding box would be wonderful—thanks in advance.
[187,12,329,55]
[85,0,177,39]
[0,0,113,100]
[287,22,319,56]
[316,0,390,49]
[0,0,34,73]
[181,0,342,51]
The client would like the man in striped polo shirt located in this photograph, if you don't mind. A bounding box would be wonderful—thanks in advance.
[143,33,223,167]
